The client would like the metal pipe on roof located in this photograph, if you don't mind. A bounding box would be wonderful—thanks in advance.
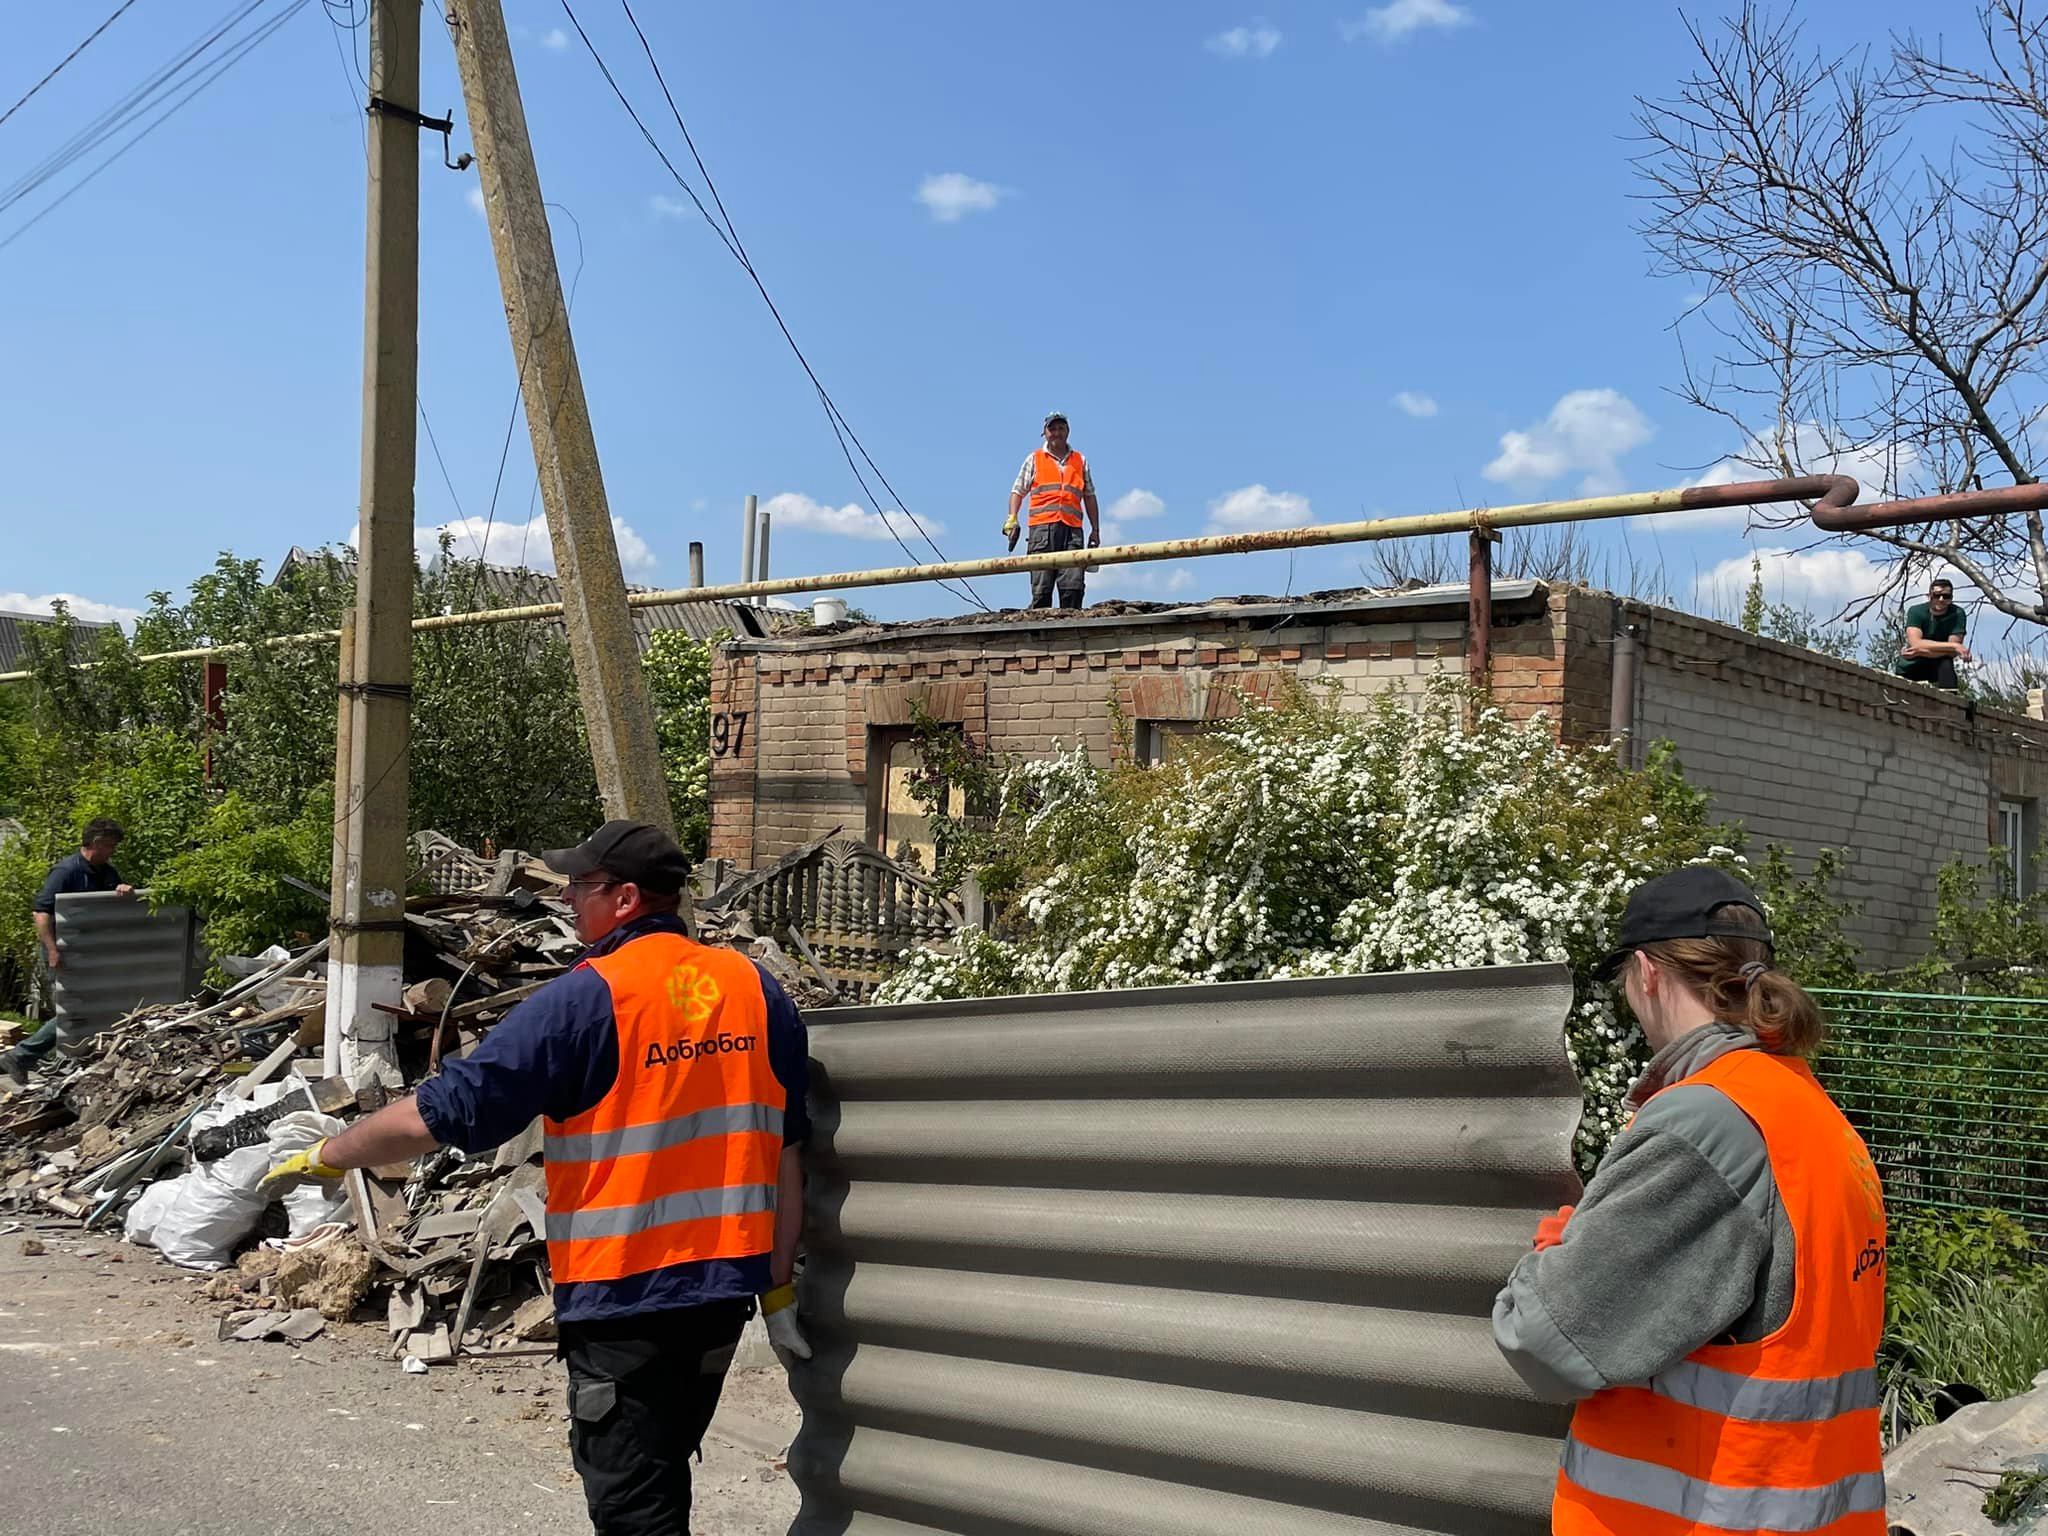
[740,494,758,585]
[687,542,704,588]
[1467,529,1497,691]
[756,509,771,584]
[7,476,2047,682]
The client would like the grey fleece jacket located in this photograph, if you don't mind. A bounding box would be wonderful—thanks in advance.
[1491,1021,1798,1403]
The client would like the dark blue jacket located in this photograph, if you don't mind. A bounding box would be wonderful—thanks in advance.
[414,913,810,1323]
[35,851,123,914]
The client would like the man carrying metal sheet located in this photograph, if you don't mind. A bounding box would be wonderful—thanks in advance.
[2,818,133,1090]
[1492,867,1887,1535]
[261,819,813,1535]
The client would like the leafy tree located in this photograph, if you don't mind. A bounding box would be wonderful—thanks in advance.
[1640,2,2048,626]
[642,630,715,861]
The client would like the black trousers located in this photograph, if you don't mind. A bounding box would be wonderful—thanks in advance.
[559,1298,752,1536]
[1027,521,1086,609]
[1900,655,1961,689]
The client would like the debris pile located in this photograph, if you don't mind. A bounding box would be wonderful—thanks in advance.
[0,834,832,1360]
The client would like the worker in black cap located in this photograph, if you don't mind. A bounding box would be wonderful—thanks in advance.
[1492,867,1886,1534]
[264,820,813,1534]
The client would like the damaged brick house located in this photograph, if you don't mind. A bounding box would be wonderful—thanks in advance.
[707,582,2048,967]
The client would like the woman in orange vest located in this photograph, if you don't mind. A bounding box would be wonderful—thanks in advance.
[1493,866,1887,1535]
[1003,410,1102,610]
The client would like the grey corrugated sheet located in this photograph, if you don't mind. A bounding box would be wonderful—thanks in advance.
[51,892,203,1041]
[0,609,119,674]
[789,964,1583,1536]
[276,547,771,646]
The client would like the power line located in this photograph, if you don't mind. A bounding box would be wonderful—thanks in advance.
[1,0,276,215]
[557,0,992,611]
[0,0,147,133]
[0,0,310,255]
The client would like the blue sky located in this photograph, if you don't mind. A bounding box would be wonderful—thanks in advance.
[0,0,1954,640]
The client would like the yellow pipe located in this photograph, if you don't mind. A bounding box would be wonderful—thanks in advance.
[7,472,2029,683]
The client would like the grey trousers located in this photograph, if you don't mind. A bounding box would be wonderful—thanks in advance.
[1027,521,1086,609]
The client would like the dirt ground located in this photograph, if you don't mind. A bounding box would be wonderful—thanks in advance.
[0,1217,802,1536]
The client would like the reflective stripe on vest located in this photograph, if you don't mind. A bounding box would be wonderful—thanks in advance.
[545,1180,779,1244]
[1028,447,1086,527]
[541,932,786,1285]
[544,1101,785,1164]
[1561,1441,1886,1533]
[1650,1359,1879,1423]
[1554,1050,1887,1536]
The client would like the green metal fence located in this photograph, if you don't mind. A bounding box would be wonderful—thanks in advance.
[1813,988,2048,1229]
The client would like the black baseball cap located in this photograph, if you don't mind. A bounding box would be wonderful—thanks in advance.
[543,820,691,894]
[1595,866,1773,981]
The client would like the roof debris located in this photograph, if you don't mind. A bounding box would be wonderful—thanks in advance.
[0,832,831,1360]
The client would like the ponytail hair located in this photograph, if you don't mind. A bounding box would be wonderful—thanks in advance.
[1634,900,1825,1057]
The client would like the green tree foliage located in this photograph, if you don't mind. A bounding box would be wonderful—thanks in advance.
[642,630,714,860]
[0,548,717,1005]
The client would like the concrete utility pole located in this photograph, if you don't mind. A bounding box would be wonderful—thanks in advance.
[446,0,674,833]
[328,0,421,1092]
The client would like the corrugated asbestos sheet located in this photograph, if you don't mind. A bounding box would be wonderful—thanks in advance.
[789,964,1583,1536]
[52,892,202,1040]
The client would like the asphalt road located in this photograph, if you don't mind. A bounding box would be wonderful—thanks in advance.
[0,1224,800,1536]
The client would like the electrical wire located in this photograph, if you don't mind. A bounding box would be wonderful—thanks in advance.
[0,0,146,132]
[1,0,279,216]
[558,0,992,611]
[0,0,311,255]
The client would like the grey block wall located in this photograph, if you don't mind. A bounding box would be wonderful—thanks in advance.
[1629,610,2007,968]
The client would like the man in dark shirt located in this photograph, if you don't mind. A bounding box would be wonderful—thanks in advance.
[3,818,133,1088]
[1896,578,1972,688]
[261,820,811,1534]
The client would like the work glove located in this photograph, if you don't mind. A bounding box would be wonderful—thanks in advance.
[1003,515,1021,553]
[259,1137,346,1197]
[1532,1204,1575,1252]
[760,1281,812,1368]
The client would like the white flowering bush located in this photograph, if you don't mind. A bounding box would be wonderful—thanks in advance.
[878,676,1741,1171]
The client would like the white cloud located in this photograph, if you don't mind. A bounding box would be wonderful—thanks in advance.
[759,491,948,543]
[649,194,689,220]
[916,172,1007,223]
[1102,488,1166,543]
[1090,564,1200,595]
[541,27,569,50]
[1206,23,1282,58]
[1341,0,1475,43]
[1691,545,1888,620]
[466,186,486,218]
[1206,484,1312,533]
[347,515,657,574]
[0,591,141,629]
[1654,426,1924,531]
[1391,390,1438,418]
[1483,388,1654,496]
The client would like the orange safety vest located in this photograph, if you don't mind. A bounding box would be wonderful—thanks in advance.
[1554,1050,1887,1536]
[1027,447,1087,527]
[542,931,786,1286]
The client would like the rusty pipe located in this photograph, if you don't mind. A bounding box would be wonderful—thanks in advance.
[9,474,2048,682]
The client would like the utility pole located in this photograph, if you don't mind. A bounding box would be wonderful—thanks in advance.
[327,0,421,1093]
[445,0,674,834]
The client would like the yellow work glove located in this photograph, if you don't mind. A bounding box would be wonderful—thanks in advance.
[1003,514,1021,552]
[760,1281,812,1367]
[258,1137,345,1197]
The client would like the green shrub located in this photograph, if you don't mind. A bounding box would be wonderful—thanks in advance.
[878,675,1743,1171]
[1881,1209,2048,1442]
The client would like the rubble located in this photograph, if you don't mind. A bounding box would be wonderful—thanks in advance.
[0,833,837,1369]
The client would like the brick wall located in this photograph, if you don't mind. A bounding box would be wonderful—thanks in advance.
[708,588,2048,970]
[708,593,1506,862]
